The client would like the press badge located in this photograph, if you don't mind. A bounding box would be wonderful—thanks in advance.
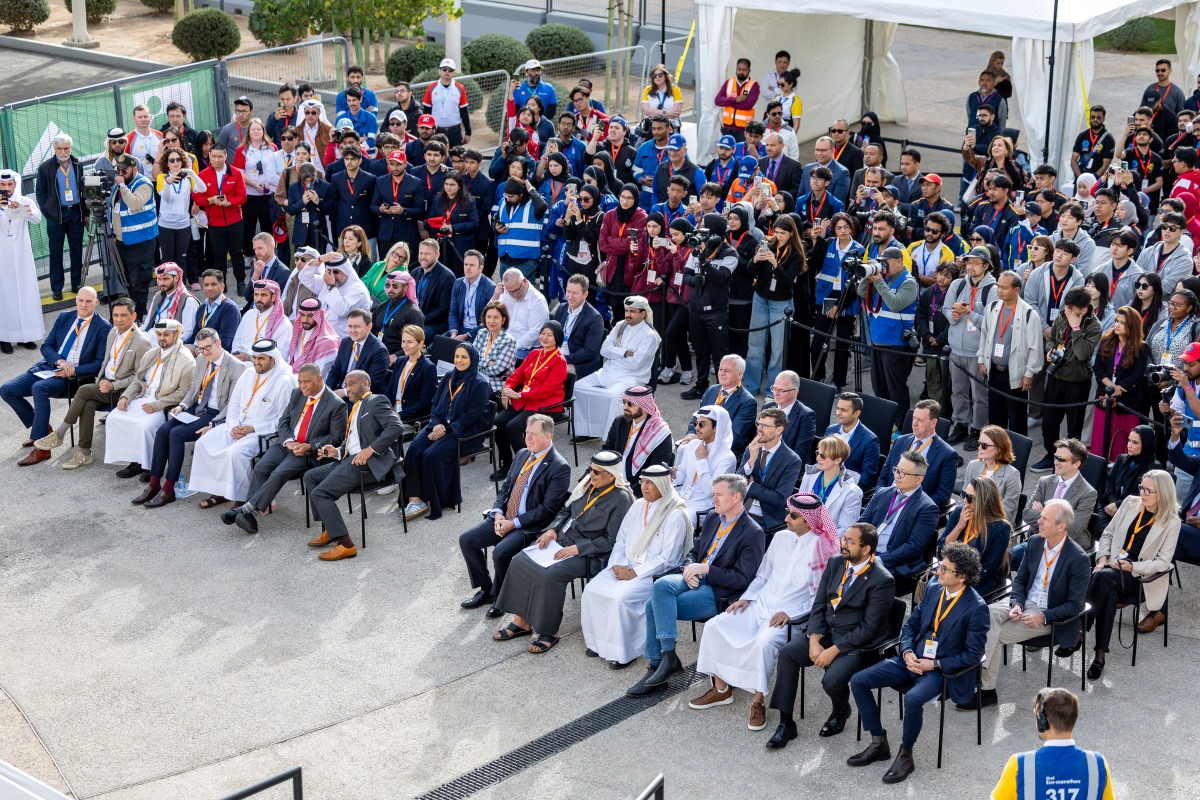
[923,639,939,658]
[647,269,657,283]
[1049,308,1060,321]
[633,552,646,565]
[769,278,777,292]
[1162,352,1171,363]
[673,272,683,286]
[966,320,977,333]
[64,189,74,203]
[994,343,1005,358]
[301,211,310,224]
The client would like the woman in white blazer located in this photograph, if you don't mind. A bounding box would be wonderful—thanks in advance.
[1086,468,1179,680]
[797,435,863,536]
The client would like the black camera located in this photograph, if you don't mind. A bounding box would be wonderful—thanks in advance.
[1149,365,1175,384]
[903,327,921,351]
[842,255,885,281]
[83,169,115,210]
[685,225,721,249]
[1045,345,1067,377]
[502,141,516,159]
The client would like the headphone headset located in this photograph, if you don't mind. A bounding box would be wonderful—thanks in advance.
[1035,689,1050,734]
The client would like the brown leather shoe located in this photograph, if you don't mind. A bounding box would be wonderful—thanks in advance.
[143,491,175,509]
[1137,610,1166,634]
[132,485,157,504]
[319,543,357,561]
[307,530,332,547]
[17,448,50,466]
[21,439,34,448]
[748,700,767,731]
[688,684,734,709]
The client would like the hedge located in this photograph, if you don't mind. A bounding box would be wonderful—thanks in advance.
[172,8,242,62]
[486,77,566,134]
[64,0,118,25]
[1,0,51,33]
[412,69,484,113]
[525,23,593,62]
[462,33,533,76]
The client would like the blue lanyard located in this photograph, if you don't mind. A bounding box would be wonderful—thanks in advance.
[813,472,836,504]
[1167,318,1186,350]
[757,448,776,481]
[380,298,406,329]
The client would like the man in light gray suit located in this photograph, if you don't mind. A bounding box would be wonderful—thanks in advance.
[223,362,348,533]
[304,370,403,561]
[1013,438,1097,573]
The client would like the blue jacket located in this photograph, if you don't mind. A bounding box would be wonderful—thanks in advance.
[768,400,816,464]
[633,139,669,208]
[286,178,335,250]
[938,510,1013,596]
[428,193,479,257]
[1009,534,1090,648]
[900,583,990,703]
[371,172,425,245]
[552,301,605,379]
[412,262,456,338]
[494,447,574,530]
[334,108,378,154]
[331,169,378,238]
[36,310,112,377]
[739,442,804,530]
[688,384,758,461]
[327,334,390,393]
[877,433,957,508]
[448,275,496,339]
[859,486,939,579]
[242,258,291,306]
[801,159,852,204]
[386,354,438,422]
[684,510,766,600]
[188,297,240,347]
[825,422,880,488]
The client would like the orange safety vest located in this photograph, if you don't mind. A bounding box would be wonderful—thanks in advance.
[720,78,757,129]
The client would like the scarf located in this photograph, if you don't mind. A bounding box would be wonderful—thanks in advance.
[622,387,671,473]
[787,492,841,593]
[629,472,691,562]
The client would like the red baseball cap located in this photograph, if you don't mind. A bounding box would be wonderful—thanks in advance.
[387,151,407,163]
[417,114,436,128]
[1183,342,1200,362]
[920,174,942,186]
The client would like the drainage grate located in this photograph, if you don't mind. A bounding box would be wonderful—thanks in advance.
[415,665,704,800]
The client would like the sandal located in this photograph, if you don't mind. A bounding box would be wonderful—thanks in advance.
[492,623,532,641]
[528,635,560,654]
[198,495,228,509]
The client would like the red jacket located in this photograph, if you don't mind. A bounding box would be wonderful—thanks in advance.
[630,240,667,304]
[662,244,693,306]
[598,207,648,287]
[195,166,247,228]
[504,347,567,412]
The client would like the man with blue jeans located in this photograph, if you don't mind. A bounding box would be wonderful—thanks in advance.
[744,225,797,395]
[627,474,765,696]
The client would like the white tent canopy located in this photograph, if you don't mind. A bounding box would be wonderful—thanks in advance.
[695,0,1200,182]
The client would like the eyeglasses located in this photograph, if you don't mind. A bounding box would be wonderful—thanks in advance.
[281,135,296,141]
[304,110,320,116]
[769,111,783,117]
[843,537,862,546]
[755,422,779,429]
[934,562,960,576]
[963,492,976,503]
[893,468,925,479]
[197,343,216,353]
[770,386,797,394]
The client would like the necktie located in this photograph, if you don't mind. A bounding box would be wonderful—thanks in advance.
[754,449,767,482]
[717,389,728,405]
[197,362,217,408]
[1053,479,1067,499]
[768,160,777,180]
[1188,494,1200,517]
[506,455,537,519]
[295,397,318,443]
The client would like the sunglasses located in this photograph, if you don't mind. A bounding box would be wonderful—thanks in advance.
[304,110,321,116]
[281,135,296,141]
[828,128,847,134]
[1163,225,1182,232]
[1053,455,1070,463]
[976,441,993,450]
[786,511,802,520]
[963,493,976,503]
[389,120,405,125]
[969,236,985,242]
[652,72,666,78]
[1137,281,1153,289]
[924,226,943,233]
[439,67,454,72]
[589,468,606,476]
[111,138,127,146]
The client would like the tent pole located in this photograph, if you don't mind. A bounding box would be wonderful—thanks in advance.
[661,0,666,62]
[1043,0,1060,163]
[862,22,874,114]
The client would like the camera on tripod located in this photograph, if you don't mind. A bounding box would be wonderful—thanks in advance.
[842,255,885,281]
[83,169,115,212]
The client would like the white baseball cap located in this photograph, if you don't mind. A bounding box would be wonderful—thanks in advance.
[522,59,543,71]
[439,58,457,71]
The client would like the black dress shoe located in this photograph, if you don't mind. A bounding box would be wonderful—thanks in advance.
[955,688,997,711]
[847,734,891,767]
[131,485,157,504]
[642,649,683,688]
[234,511,259,534]
[608,658,635,670]
[0,342,12,354]
[765,721,798,749]
[819,714,848,737]
[680,385,706,401]
[139,471,151,483]
[585,648,599,657]
[626,665,664,697]
[220,508,240,525]
[460,590,495,609]
[143,491,175,509]
[882,749,916,784]
[490,466,510,482]
[1087,657,1105,681]
[1054,637,1083,658]
[18,342,36,350]
[115,463,143,479]
[52,292,63,301]
[484,605,505,618]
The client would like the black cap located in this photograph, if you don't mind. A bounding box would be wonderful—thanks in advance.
[235,95,254,108]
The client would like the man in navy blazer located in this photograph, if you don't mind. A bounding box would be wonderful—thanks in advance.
[738,407,804,529]
[848,542,989,784]
[628,473,766,696]
[552,275,605,379]
[2,289,111,445]
[371,152,425,258]
[458,416,573,612]
[875,400,957,508]
[685,354,758,461]
[824,391,881,488]
[412,239,456,340]
[858,450,939,596]
[326,309,390,395]
[187,269,241,347]
[447,251,496,341]
[764,370,815,463]
[286,165,335,252]
[801,139,852,204]
[241,234,292,306]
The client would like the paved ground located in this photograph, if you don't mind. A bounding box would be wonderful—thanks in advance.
[3,27,1200,800]
[0,50,131,108]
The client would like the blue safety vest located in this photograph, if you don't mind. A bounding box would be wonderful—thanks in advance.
[865,269,917,346]
[496,199,542,260]
[1015,745,1108,800]
[815,238,864,316]
[110,172,158,245]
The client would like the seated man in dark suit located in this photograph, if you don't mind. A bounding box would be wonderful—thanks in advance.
[602,386,673,499]
[765,369,815,463]
[221,363,348,532]
[458,414,574,615]
[848,542,990,784]
[627,473,766,697]
[303,370,404,561]
[326,309,390,397]
[683,354,758,462]
[1013,438,1097,572]
[447,250,496,342]
[968,498,1089,710]
[738,407,804,530]
[876,399,956,508]
[372,270,425,363]
[188,269,241,348]
[824,391,881,488]
[2,288,110,451]
[859,450,939,596]
[553,274,605,379]
[766,522,895,748]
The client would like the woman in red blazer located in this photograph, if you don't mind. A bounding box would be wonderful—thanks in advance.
[492,320,568,477]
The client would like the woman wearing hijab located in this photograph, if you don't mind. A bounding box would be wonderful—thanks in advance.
[495,450,636,654]
[798,435,863,535]
[987,51,1013,98]
[562,183,604,293]
[589,150,620,194]
[598,184,648,299]
[544,177,584,302]
[631,210,666,310]
[402,343,491,522]
[855,112,888,168]
[0,169,46,350]
[671,404,736,521]
[494,321,568,476]
[725,203,760,356]
[1101,425,1158,517]
[581,462,692,667]
[536,152,571,207]
[583,164,618,210]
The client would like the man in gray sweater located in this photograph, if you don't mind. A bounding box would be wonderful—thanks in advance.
[943,246,996,450]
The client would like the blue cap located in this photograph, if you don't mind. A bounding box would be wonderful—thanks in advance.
[666,133,687,151]
[609,115,628,129]
[718,134,736,149]
[738,155,759,177]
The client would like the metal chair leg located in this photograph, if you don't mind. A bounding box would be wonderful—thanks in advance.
[799,667,806,720]
[937,681,946,769]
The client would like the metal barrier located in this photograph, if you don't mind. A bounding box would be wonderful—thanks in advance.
[409,70,512,154]
[635,773,666,800]
[535,45,649,120]
[221,37,352,126]
[218,766,303,800]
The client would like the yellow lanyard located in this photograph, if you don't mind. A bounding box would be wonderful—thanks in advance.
[240,375,268,417]
[484,332,497,357]
[833,555,873,608]
[574,484,617,520]
[706,517,738,560]
[932,588,964,638]
[1041,543,1061,589]
[198,361,218,395]
[345,393,370,437]
[146,355,163,385]
[522,347,559,390]
[1125,509,1155,551]
[398,358,416,395]
[108,329,134,370]
[913,437,931,455]
[519,450,548,479]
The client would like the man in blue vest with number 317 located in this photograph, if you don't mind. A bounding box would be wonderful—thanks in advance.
[990,688,1115,800]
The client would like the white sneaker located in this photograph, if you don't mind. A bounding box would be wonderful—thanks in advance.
[377,484,398,496]
[62,450,93,470]
[679,370,694,385]
[657,367,674,383]
[1027,416,1041,428]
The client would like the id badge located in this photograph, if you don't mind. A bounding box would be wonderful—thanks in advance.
[769,278,777,292]
[301,211,310,224]
[1163,352,1171,363]
[679,481,694,499]
[966,320,977,333]
[64,189,74,203]
[1049,308,1060,321]
[994,343,1005,359]
[922,639,939,659]
[647,269,657,283]
[1118,549,1129,560]
[633,552,646,565]
[673,272,683,286]
[1142,180,1150,191]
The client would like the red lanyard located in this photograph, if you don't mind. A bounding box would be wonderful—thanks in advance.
[550,181,563,204]
[731,231,747,250]
[1133,147,1151,177]
[996,303,1016,339]
[808,193,827,224]
[391,178,401,203]
[1049,272,1069,308]
[345,176,355,199]
[1110,262,1129,298]
[445,199,458,220]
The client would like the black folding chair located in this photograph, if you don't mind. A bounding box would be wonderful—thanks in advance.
[455,400,499,511]
[860,395,899,457]
[1010,432,1033,483]
[429,335,460,371]
[537,371,579,466]
[1014,603,1091,691]
[1117,565,1174,667]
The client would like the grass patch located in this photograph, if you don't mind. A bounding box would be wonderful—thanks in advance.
[1095,16,1176,54]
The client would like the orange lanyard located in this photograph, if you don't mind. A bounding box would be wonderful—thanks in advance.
[483,332,497,357]
[198,361,218,395]
[253,311,269,340]
[833,556,874,607]
[240,375,268,417]
[624,420,642,451]
[574,483,616,520]
[147,355,163,385]
[448,382,464,406]
[706,517,738,560]
[522,348,559,389]
[519,450,548,479]
[1125,509,1155,551]
[932,588,963,638]
[108,329,134,369]
[345,393,369,437]
[73,316,92,339]
[351,342,362,364]
[398,358,416,395]
[1041,543,1062,589]
[912,437,931,455]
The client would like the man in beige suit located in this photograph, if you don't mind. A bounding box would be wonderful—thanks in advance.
[104,319,196,479]
[134,327,247,508]
[34,299,151,469]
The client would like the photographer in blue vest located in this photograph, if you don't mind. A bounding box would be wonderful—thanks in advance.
[493,177,548,281]
[857,244,919,432]
[109,153,159,318]
[990,688,1114,800]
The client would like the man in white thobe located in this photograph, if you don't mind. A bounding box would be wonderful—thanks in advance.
[189,339,296,504]
[581,465,692,668]
[299,252,373,338]
[673,404,736,523]
[690,492,842,731]
[573,294,660,438]
[105,319,196,476]
[0,169,46,348]
[232,278,292,360]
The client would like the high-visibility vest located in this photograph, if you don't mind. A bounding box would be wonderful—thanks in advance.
[720,78,757,129]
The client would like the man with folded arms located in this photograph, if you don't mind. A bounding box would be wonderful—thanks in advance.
[142,262,200,343]
[765,522,894,749]
[305,370,404,561]
[34,299,150,469]
[105,319,196,480]
[222,362,347,533]
[573,296,661,439]
[188,269,240,348]
[134,329,247,508]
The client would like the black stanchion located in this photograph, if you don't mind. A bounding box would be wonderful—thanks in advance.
[782,307,793,377]
[1101,385,1116,461]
